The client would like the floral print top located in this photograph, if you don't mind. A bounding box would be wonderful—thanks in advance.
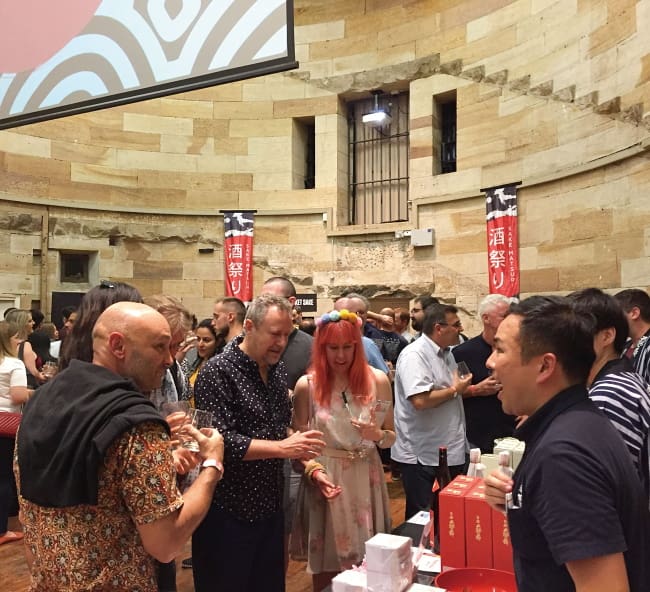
[15,422,183,592]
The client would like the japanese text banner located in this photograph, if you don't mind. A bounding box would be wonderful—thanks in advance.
[224,212,254,302]
[485,185,519,297]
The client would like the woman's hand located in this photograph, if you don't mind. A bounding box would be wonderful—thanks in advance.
[312,470,342,500]
[350,417,383,442]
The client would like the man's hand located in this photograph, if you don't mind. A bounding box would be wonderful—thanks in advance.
[165,411,191,447]
[312,470,342,500]
[279,429,326,460]
[452,371,473,396]
[484,468,513,514]
[172,447,200,474]
[472,375,502,397]
[184,425,224,463]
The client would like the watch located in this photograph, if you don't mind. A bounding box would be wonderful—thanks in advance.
[202,459,224,476]
[451,389,458,399]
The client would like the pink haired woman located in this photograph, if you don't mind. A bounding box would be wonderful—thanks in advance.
[291,309,395,592]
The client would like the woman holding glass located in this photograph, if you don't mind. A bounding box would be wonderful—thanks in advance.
[0,321,31,546]
[291,309,395,592]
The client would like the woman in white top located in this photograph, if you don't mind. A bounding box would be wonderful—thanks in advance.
[5,309,44,387]
[0,320,31,545]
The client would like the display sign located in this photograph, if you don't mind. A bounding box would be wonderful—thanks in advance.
[295,293,317,312]
[0,0,296,129]
[223,211,254,303]
[484,183,520,297]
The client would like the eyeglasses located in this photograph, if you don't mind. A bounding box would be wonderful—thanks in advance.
[438,321,463,328]
[99,280,115,289]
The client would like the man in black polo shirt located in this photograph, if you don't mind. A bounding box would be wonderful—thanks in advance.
[453,293,516,453]
[484,296,650,592]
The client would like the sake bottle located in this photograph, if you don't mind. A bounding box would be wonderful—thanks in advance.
[431,446,452,554]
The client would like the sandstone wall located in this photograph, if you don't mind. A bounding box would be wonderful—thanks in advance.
[1,0,650,326]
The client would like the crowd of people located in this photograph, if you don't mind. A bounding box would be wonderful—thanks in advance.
[1,281,649,592]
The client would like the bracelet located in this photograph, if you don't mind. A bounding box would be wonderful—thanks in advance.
[377,430,388,447]
[304,460,325,481]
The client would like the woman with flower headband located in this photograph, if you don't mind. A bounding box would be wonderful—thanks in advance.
[290,309,395,591]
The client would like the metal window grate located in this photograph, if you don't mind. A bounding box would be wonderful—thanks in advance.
[348,92,409,225]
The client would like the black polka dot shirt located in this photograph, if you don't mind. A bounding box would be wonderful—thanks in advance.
[195,335,292,522]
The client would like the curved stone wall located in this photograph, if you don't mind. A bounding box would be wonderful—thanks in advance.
[1,0,649,322]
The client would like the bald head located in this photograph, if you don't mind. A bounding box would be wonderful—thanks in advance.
[93,302,173,393]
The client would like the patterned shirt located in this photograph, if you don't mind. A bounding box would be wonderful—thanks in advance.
[195,334,292,522]
[15,422,183,592]
[589,358,650,497]
[630,329,650,385]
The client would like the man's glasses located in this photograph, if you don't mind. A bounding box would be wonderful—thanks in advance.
[438,321,463,328]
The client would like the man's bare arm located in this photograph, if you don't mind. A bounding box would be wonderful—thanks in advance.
[566,553,629,592]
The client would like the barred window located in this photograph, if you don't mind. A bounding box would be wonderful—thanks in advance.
[348,91,409,225]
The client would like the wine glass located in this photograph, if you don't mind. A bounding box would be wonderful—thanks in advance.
[456,361,471,379]
[42,361,58,380]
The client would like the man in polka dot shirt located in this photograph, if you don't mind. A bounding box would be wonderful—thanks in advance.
[192,294,326,592]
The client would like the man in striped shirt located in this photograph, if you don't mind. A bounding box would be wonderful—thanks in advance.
[569,288,650,498]
[615,288,650,384]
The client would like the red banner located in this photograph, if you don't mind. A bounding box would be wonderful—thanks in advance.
[223,211,254,302]
[485,185,519,297]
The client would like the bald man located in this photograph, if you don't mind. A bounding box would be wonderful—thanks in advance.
[15,302,225,592]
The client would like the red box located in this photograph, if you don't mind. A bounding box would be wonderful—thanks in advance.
[439,486,468,569]
[451,475,479,486]
[491,508,514,573]
[464,483,493,568]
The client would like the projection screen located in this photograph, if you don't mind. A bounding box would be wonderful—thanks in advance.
[0,0,296,130]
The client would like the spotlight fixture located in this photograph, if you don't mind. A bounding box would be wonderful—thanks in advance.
[362,91,391,127]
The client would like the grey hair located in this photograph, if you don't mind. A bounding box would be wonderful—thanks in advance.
[344,292,370,309]
[478,293,518,318]
[245,294,292,326]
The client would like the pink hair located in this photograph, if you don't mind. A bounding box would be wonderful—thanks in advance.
[308,317,373,407]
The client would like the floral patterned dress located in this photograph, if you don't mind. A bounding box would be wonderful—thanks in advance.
[291,387,391,574]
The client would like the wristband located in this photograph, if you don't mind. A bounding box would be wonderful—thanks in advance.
[202,458,224,476]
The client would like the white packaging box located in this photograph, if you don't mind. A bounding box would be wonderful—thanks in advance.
[493,437,525,470]
[365,533,412,574]
[366,569,411,592]
[331,569,367,592]
[365,533,414,592]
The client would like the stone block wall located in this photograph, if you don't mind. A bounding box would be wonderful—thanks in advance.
[1,0,650,326]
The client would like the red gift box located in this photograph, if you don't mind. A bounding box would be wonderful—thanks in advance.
[464,482,493,569]
[439,486,467,569]
[491,508,514,573]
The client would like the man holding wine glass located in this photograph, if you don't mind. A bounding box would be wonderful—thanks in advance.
[392,303,472,522]
[453,293,516,453]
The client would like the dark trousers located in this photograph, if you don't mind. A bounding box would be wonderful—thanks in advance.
[155,559,177,592]
[0,437,17,534]
[192,505,285,592]
[399,461,465,522]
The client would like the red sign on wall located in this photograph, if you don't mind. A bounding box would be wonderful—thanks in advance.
[485,185,519,297]
[223,211,255,302]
